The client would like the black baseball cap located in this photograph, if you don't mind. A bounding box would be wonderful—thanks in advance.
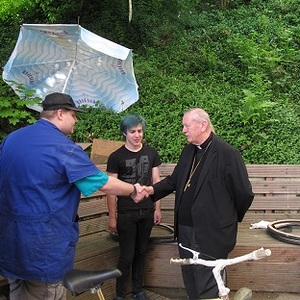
[42,92,85,112]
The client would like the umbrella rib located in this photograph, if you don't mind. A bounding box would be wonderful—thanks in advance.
[62,28,80,93]
[11,60,74,67]
[62,60,76,93]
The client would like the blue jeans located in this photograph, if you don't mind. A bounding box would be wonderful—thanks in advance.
[116,209,154,297]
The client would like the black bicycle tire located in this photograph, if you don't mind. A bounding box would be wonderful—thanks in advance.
[150,223,175,243]
[267,219,300,246]
[109,223,175,244]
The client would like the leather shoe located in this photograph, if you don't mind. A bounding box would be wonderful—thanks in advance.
[132,291,149,300]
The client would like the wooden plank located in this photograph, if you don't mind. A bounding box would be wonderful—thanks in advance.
[159,194,176,210]
[144,227,300,293]
[250,180,300,194]
[159,211,174,225]
[242,211,298,223]
[71,289,173,300]
[145,243,184,288]
[228,245,300,293]
[159,211,300,227]
[81,189,106,199]
[158,163,300,178]
[159,194,300,211]
[158,208,299,226]
[227,260,300,292]
[157,180,300,195]
[246,164,300,177]
[79,198,108,218]
[145,163,300,177]
[159,164,176,177]
[159,164,300,177]
[75,232,118,261]
[79,215,108,237]
[125,290,171,300]
[250,195,300,210]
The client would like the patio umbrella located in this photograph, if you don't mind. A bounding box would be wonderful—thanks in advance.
[2,24,139,113]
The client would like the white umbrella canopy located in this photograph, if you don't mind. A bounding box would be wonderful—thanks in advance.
[2,24,139,113]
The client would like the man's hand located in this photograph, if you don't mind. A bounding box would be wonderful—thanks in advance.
[154,208,162,225]
[144,185,154,195]
[108,215,117,235]
[130,183,149,202]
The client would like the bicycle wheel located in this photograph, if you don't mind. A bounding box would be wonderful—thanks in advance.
[110,223,175,243]
[267,219,300,245]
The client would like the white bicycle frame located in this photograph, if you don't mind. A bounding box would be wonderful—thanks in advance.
[170,243,271,300]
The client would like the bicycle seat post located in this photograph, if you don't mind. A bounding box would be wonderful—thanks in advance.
[63,268,122,299]
[97,288,105,300]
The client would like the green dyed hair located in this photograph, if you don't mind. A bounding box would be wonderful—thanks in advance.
[120,113,146,136]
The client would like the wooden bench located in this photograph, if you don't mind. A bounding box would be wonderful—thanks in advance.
[69,164,300,296]
[1,164,299,299]
[144,164,300,293]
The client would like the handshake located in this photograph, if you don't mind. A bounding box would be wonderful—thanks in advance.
[130,183,154,202]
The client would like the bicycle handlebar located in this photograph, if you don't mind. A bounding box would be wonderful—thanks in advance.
[253,247,271,259]
[170,247,271,299]
[170,247,271,266]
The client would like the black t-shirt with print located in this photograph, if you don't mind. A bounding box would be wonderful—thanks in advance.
[106,144,161,212]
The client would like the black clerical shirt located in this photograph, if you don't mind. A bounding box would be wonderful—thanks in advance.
[178,135,212,226]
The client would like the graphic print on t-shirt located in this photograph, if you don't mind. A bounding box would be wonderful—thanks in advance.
[123,155,150,185]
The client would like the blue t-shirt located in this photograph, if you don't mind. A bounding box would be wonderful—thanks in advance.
[75,172,108,196]
[0,119,107,282]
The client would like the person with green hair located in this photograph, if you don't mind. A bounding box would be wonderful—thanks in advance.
[106,113,162,300]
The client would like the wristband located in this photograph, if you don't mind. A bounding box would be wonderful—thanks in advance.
[130,185,137,197]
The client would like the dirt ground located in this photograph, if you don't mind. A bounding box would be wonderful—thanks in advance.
[147,287,300,300]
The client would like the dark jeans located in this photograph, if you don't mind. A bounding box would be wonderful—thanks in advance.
[178,225,223,299]
[116,209,154,297]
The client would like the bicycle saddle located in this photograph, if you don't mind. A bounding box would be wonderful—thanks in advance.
[63,268,122,294]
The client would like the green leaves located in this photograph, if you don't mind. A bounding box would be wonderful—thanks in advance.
[0,80,39,139]
[0,0,300,164]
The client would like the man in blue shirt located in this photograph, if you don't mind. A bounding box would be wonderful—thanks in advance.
[0,92,146,300]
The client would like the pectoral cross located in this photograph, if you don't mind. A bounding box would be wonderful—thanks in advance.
[184,179,191,192]
[183,140,212,193]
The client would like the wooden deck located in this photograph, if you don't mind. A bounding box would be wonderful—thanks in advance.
[125,290,171,300]
[0,164,299,300]
[67,288,171,300]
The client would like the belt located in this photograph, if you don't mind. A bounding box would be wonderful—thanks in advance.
[118,208,154,214]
